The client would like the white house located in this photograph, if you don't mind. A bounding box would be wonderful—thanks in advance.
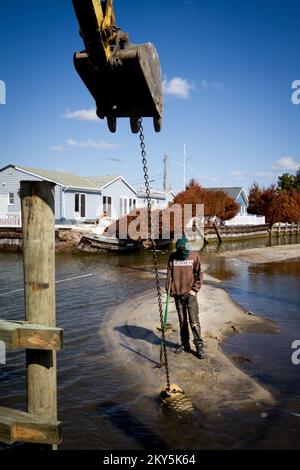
[136,189,175,210]
[208,186,265,225]
[0,164,175,227]
[0,165,137,226]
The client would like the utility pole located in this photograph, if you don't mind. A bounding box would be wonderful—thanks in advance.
[163,153,168,192]
[176,143,193,190]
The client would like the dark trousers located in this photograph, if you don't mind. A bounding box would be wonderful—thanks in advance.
[174,293,203,347]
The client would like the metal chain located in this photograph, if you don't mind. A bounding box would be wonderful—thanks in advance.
[138,118,171,390]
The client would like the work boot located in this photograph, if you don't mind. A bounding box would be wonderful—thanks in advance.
[194,342,207,360]
[175,344,191,354]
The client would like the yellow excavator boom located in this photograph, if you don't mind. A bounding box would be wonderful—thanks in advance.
[72,0,163,133]
[89,0,116,61]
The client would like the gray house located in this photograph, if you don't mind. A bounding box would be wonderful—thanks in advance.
[209,186,265,225]
[0,164,137,225]
[136,189,175,210]
[209,187,249,216]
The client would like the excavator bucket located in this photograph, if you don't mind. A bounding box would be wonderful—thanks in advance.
[72,0,163,133]
[74,44,163,133]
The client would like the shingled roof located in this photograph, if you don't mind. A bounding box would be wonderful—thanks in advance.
[208,187,246,201]
[13,165,118,190]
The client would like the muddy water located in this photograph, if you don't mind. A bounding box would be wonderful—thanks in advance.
[0,238,299,450]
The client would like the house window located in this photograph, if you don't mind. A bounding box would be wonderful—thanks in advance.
[75,193,86,218]
[128,198,136,212]
[103,196,112,218]
[120,198,137,216]
[9,193,14,205]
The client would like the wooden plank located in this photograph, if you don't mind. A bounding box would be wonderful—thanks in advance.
[0,406,62,445]
[0,320,63,351]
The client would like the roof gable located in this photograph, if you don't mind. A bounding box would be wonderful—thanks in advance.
[86,176,119,189]
[207,186,245,201]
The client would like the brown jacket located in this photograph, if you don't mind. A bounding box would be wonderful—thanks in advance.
[166,251,202,296]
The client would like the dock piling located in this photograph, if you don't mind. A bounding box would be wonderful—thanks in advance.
[0,181,62,448]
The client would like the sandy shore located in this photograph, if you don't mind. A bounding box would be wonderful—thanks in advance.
[103,272,278,413]
[219,244,300,264]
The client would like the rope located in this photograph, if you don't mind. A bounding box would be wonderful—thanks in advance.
[138,118,171,390]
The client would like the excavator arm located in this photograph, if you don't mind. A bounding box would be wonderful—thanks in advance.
[72,0,163,133]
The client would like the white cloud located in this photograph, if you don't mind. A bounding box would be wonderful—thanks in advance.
[229,171,245,181]
[49,138,120,153]
[202,80,209,94]
[163,77,194,99]
[253,171,274,178]
[48,145,64,152]
[202,80,224,93]
[198,174,220,183]
[271,156,300,171]
[66,139,78,147]
[66,138,120,150]
[62,108,98,121]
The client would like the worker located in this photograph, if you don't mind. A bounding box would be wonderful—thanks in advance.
[166,236,207,360]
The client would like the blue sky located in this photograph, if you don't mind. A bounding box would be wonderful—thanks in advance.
[0,0,299,192]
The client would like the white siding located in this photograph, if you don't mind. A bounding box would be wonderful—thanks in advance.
[0,166,61,219]
[64,190,101,221]
[101,178,137,220]
[136,196,170,210]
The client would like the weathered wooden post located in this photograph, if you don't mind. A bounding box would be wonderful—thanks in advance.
[21,181,59,447]
[0,181,62,447]
[213,221,223,244]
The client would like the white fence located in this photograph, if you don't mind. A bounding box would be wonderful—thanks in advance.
[0,213,21,227]
[271,222,300,233]
[225,215,266,226]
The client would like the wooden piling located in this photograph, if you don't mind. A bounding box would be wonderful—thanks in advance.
[0,181,62,447]
[213,221,223,244]
[20,181,59,446]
